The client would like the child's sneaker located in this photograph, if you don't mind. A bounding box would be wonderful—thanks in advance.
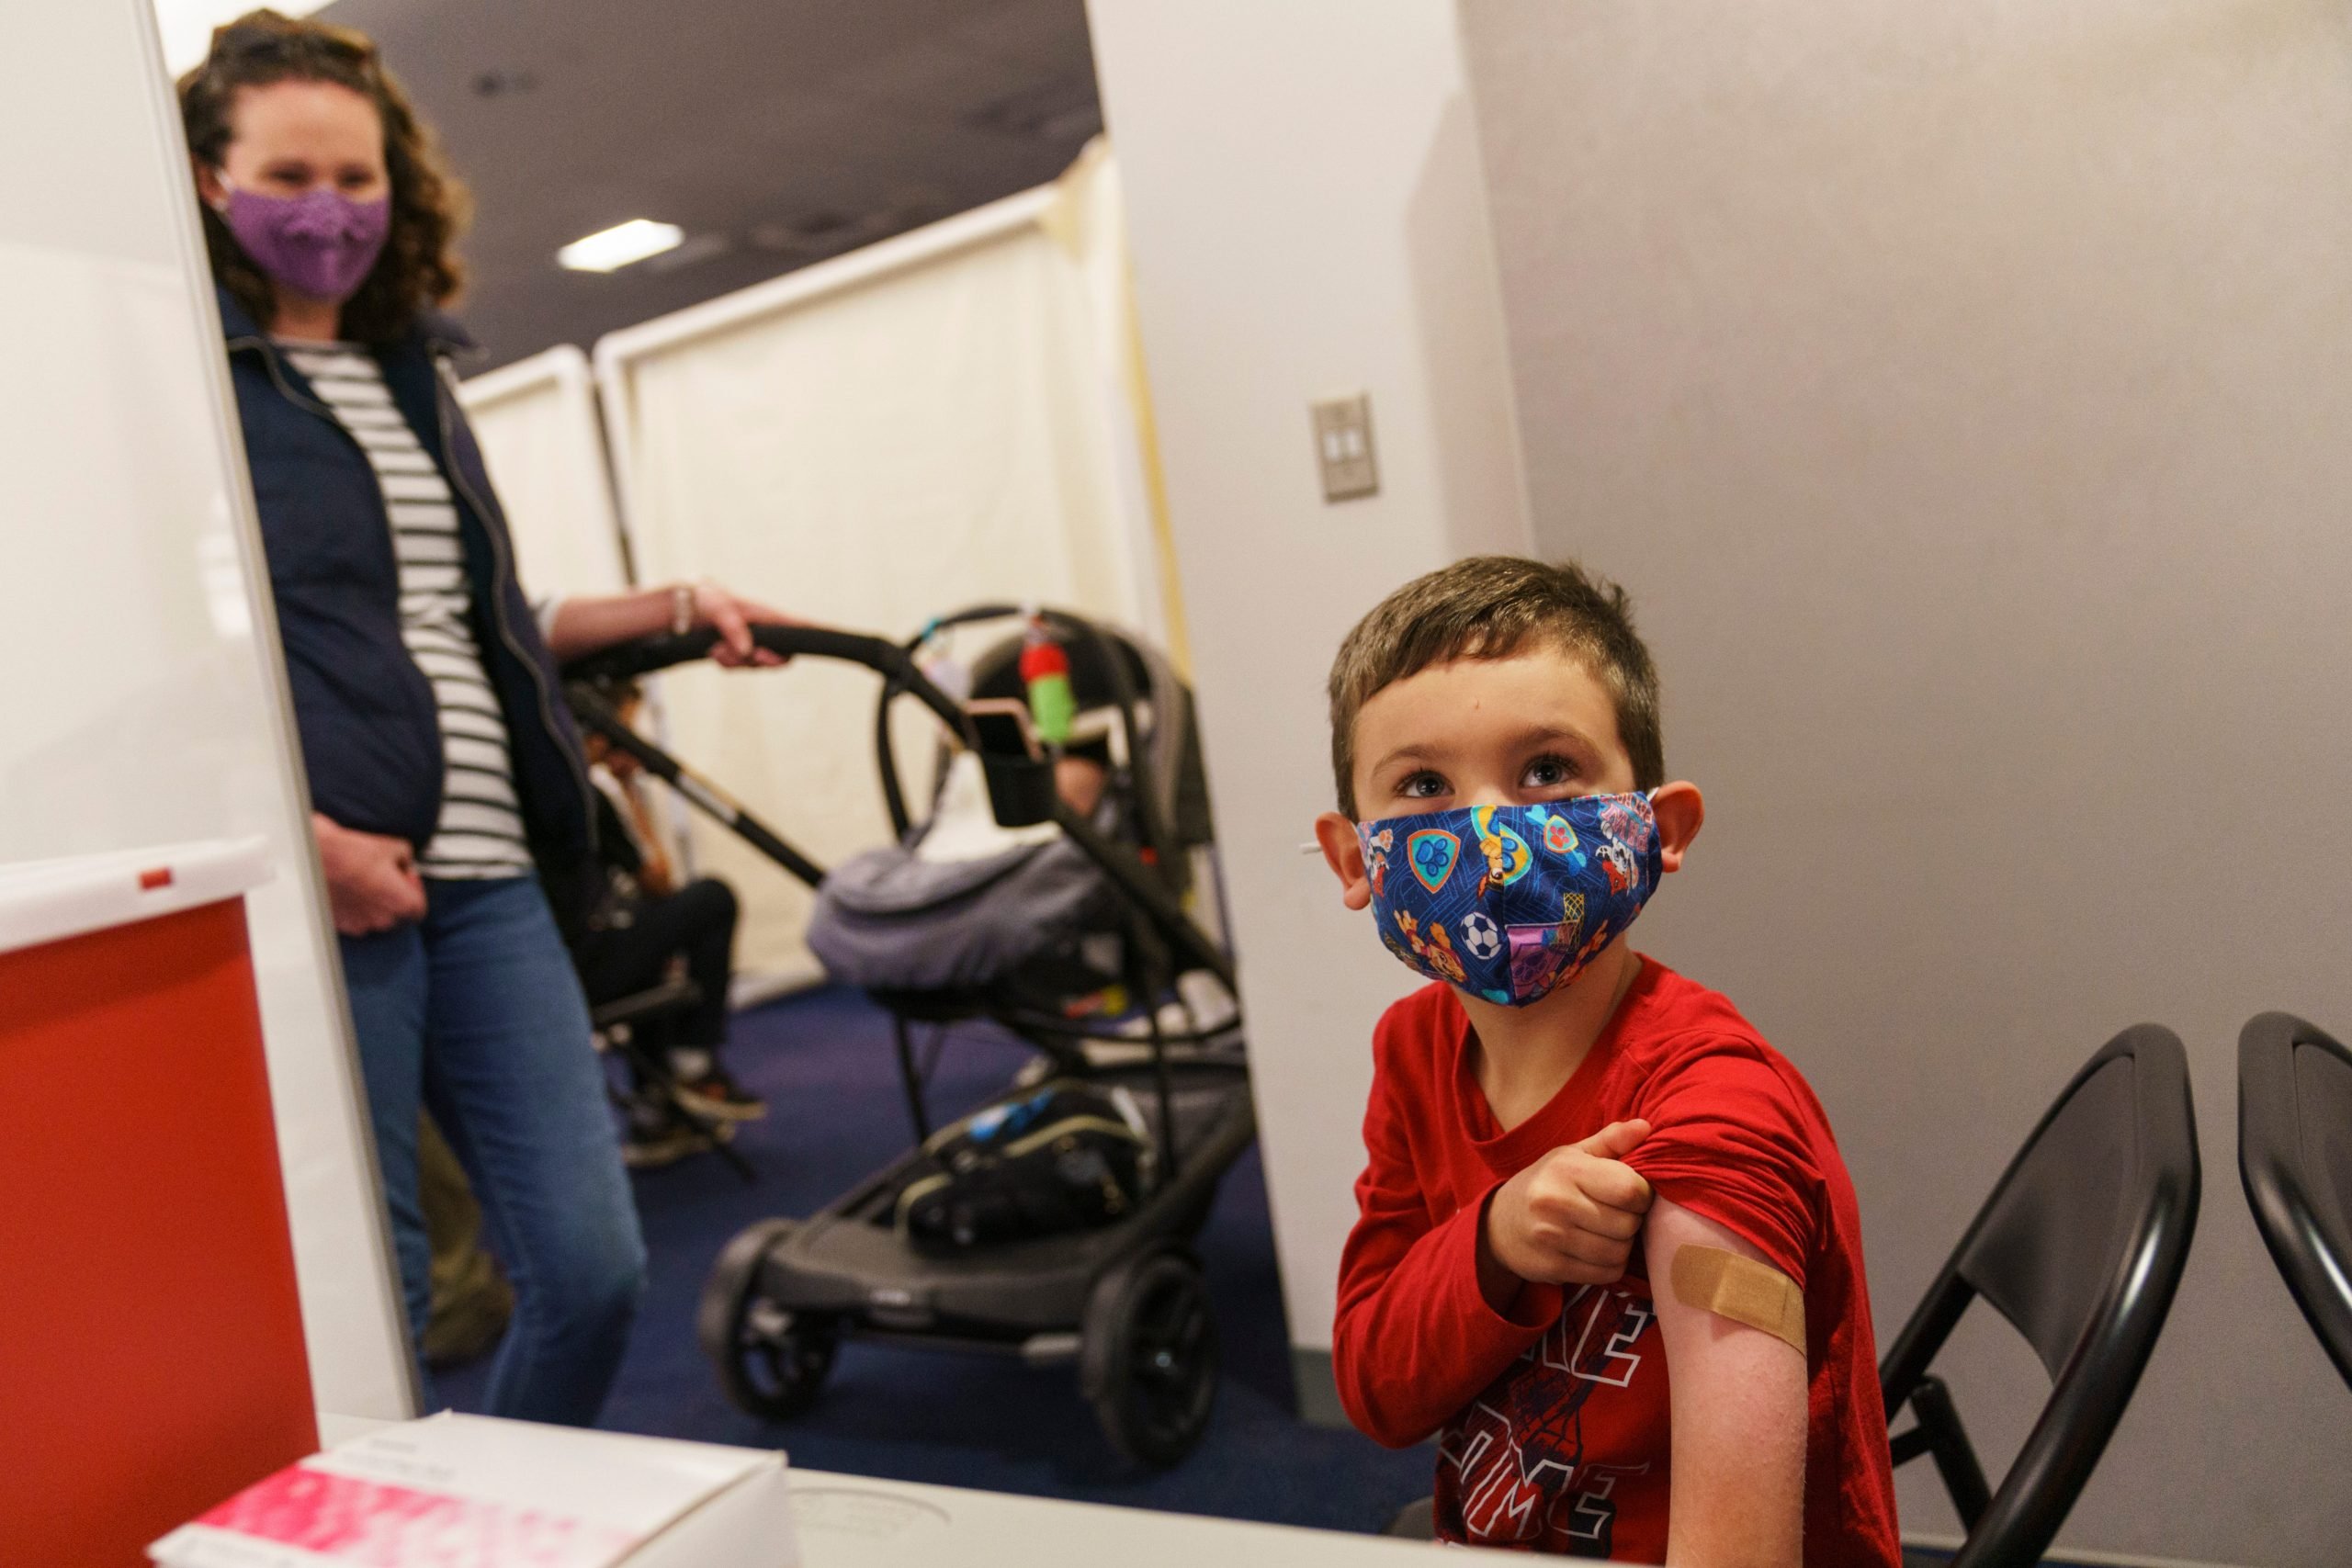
[671,1068,767,1122]
[621,1101,734,1169]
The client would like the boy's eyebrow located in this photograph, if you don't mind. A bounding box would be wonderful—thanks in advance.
[1366,724,1596,781]
[1504,723,1598,755]
[1367,742,1442,777]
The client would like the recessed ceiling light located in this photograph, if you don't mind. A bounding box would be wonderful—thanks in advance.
[557,220,684,274]
[472,68,542,99]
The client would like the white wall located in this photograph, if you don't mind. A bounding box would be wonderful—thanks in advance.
[1461,1,2352,1562]
[0,2,413,1422]
[1084,0,1531,1403]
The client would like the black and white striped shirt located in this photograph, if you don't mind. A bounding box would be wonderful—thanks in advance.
[280,342,535,881]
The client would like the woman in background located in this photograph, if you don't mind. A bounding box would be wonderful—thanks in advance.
[180,10,787,1424]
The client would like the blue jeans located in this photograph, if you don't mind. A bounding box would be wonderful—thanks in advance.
[341,874,647,1426]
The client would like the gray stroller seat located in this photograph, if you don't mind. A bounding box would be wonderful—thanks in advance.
[806,631,1204,1006]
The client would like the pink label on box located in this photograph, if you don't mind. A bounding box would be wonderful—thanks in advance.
[196,1466,641,1566]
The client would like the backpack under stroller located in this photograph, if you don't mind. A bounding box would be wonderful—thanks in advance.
[560,605,1251,1468]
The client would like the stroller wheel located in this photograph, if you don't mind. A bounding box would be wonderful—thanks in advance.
[698,1218,838,1419]
[1082,1250,1219,1468]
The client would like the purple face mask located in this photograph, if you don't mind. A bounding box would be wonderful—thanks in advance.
[218,184,391,303]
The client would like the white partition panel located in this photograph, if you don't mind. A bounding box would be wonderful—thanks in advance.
[1085,0,1533,1421]
[0,3,413,1419]
[595,164,1160,986]
[1463,1,2352,1561]
[459,345,631,600]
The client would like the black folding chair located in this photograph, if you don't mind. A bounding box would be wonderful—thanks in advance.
[1879,1023,2200,1568]
[2236,1010,2352,1391]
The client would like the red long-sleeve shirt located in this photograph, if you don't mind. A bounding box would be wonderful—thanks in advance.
[1332,956,1900,1564]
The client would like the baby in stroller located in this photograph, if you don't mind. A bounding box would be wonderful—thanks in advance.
[805,613,1233,1063]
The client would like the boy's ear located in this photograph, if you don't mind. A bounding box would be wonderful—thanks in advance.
[1314,811,1374,911]
[1651,782,1704,874]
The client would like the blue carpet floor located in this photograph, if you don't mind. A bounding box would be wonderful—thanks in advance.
[435,985,1432,1534]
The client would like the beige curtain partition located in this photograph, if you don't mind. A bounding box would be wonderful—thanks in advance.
[459,345,631,600]
[590,146,1172,990]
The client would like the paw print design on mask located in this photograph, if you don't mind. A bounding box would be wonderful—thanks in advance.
[1540,811,1577,857]
[1408,829,1463,893]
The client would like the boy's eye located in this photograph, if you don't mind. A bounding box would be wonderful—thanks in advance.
[1400,771,1447,800]
[1522,753,1577,789]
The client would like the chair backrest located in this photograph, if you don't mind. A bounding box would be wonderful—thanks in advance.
[2237,1010,2352,1390]
[1879,1023,2200,1568]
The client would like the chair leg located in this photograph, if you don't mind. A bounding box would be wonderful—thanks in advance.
[607,1028,756,1181]
[1897,1375,1992,1530]
[892,1014,932,1143]
[708,1129,757,1185]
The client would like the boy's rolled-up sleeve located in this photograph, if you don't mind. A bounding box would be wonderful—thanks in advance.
[1331,1021,1557,1448]
[1623,1040,1824,1288]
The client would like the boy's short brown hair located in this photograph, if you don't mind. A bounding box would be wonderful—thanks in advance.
[1327,556,1663,818]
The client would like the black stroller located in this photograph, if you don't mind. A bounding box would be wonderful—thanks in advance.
[561,606,1253,1467]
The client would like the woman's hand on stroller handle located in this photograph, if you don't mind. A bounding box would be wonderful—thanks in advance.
[544,581,805,668]
[686,581,800,668]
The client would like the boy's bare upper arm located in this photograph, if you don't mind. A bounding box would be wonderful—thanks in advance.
[1644,1196,1807,1568]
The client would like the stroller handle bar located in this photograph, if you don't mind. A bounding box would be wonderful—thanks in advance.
[561,625,977,745]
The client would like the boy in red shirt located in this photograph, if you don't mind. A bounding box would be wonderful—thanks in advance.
[1313,558,1900,1565]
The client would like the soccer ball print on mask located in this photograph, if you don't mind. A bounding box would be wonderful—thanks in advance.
[1357,793,1661,1007]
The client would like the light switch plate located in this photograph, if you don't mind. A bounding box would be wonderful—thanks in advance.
[1312,393,1378,502]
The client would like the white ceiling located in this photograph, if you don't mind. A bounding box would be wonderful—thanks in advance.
[156,0,333,74]
[313,0,1101,367]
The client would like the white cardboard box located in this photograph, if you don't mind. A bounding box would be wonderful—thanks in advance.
[149,1413,797,1568]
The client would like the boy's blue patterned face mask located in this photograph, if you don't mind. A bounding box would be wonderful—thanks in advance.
[1356,792,1662,1007]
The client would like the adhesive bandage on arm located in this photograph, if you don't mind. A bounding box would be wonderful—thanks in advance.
[1670,1245,1805,1355]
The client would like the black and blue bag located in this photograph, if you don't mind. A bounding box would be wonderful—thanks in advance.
[893,1080,1157,1251]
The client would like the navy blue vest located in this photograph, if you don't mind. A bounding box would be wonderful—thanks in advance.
[216,287,594,893]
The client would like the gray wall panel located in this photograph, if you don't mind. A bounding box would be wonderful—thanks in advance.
[1460,2,2352,1562]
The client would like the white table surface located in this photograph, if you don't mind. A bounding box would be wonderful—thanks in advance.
[785,1468,1446,1567]
[311,1414,1441,1565]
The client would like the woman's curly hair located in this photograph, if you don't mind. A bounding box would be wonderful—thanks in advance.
[179,9,469,344]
